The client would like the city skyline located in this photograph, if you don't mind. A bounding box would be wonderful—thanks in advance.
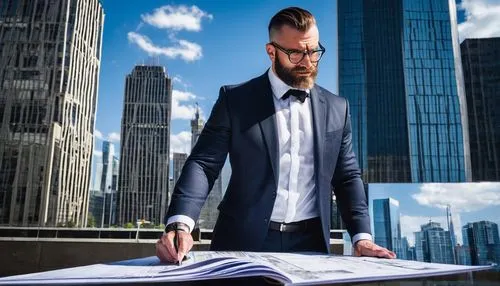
[368,182,500,247]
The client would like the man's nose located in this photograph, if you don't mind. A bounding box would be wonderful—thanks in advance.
[298,52,314,68]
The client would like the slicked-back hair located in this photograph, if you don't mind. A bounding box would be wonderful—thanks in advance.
[268,7,316,41]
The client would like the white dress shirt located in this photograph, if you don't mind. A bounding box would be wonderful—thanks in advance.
[168,68,372,245]
[267,69,318,223]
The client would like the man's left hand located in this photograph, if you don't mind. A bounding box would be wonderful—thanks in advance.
[354,240,396,259]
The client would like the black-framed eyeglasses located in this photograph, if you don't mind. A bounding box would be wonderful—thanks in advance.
[270,42,326,64]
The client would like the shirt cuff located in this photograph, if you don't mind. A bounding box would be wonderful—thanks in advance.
[166,215,196,234]
[352,233,372,246]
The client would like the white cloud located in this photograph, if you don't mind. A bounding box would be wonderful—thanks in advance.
[108,132,120,143]
[128,32,202,62]
[412,183,500,212]
[172,75,191,90]
[94,129,104,140]
[400,213,463,246]
[141,5,213,32]
[170,131,192,159]
[172,89,204,120]
[458,0,500,42]
[93,150,103,158]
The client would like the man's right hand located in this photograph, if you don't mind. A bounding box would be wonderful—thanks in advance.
[156,229,194,263]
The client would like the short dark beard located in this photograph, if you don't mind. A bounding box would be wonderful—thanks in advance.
[274,55,318,89]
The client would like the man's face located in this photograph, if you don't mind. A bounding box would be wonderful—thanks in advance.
[267,25,320,89]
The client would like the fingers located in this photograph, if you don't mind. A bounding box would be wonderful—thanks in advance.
[156,232,179,263]
[156,239,175,263]
[155,232,194,263]
[354,240,397,259]
[177,232,194,262]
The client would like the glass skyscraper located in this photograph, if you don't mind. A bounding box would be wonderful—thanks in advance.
[373,198,403,258]
[461,38,500,182]
[338,0,471,183]
[462,221,500,265]
[415,222,455,264]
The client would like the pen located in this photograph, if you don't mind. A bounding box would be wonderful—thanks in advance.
[174,229,182,266]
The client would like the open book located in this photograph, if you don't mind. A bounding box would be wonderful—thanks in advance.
[0,251,492,285]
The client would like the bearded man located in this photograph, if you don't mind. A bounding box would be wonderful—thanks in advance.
[156,7,396,263]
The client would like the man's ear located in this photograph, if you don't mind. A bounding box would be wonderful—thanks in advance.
[265,44,275,61]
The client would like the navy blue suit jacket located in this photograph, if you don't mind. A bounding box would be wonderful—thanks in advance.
[166,72,371,252]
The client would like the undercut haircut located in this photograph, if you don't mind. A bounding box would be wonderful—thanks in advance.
[268,7,316,41]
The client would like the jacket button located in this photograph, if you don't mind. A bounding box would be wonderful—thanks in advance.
[264,219,268,224]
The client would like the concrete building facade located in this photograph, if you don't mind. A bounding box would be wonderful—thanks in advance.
[117,65,172,226]
[0,0,104,226]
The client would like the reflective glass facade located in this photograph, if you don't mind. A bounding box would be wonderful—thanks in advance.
[462,221,500,265]
[373,198,403,257]
[461,38,500,181]
[338,0,471,183]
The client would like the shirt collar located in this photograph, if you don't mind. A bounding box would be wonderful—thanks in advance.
[268,68,310,101]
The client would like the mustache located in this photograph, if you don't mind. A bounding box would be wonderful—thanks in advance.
[292,66,316,72]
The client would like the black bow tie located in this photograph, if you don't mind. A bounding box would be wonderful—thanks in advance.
[282,89,309,103]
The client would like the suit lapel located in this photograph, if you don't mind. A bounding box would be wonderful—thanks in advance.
[252,73,279,189]
[310,86,328,234]
[310,85,326,190]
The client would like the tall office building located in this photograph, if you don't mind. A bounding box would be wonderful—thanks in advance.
[191,104,203,149]
[338,0,471,183]
[88,140,118,227]
[117,65,172,226]
[462,221,500,265]
[0,0,104,226]
[172,153,187,186]
[190,106,222,229]
[461,38,500,182]
[373,198,403,258]
[99,141,114,193]
[170,152,187,210]
[446,205,457,245]
[414,221,455,264]
[455,244,471,265]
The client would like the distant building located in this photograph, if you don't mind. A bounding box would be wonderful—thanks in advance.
[191,104,204,150]
[0,0,104,226]
[400,237,409,260]
[462,221,500,265]
[338,0,471,182]
[415,222,455,264]
[407,246,417,261]
[455,244,472,265]
[172,153,188,186]
[461,38,500,181]
[189,106,222,229]
[88,141,119,227]
[117,65,172,226]
[373,198,403,258]
[331,194,345,230]
[447,205,457,262]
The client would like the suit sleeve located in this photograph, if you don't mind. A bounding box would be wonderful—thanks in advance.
[331,98,371,238]
[165,86,231,224]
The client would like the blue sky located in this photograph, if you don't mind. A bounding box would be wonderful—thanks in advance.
[368,183,500,246]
